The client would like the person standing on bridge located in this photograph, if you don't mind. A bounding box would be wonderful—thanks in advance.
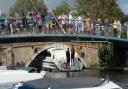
[22,13,28,32]
[77,15,83,33]
[8,14,15,35]
[15,12,20,34]
[113,20,118,37]
[35,12,41,32]
[68,12,74,34]
[60,14,67,33]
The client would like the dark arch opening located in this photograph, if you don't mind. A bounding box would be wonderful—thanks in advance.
[28,49,51,72]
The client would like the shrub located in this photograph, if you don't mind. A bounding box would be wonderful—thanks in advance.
[121,30,127,39]
[98,44,113,67]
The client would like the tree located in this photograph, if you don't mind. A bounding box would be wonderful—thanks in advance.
[121,14,128,23]
[52,0,71,16]
[9,0,47,15]
[98,44,113,67]
[75,0,123,22]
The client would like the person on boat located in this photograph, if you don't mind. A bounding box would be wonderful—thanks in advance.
[71,46,75,66]
[66,48,70,68]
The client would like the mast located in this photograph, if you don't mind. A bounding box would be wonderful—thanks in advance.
[30,0,38,12]
[30,0,66,33]
[43,0,66,33]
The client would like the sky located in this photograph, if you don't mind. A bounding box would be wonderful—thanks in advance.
[0,0,128,14]
[118,0,128,14]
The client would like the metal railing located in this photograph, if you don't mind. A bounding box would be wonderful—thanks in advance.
[0,18,128,39]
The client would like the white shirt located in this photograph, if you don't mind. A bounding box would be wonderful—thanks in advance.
[77,16,82,23]
[69,14,73,24]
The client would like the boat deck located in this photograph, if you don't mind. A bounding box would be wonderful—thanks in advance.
[20,77,105,89]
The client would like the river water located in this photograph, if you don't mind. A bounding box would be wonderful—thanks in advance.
[0,69,128,89]
[44,69,128,89]
[78,69,128,89]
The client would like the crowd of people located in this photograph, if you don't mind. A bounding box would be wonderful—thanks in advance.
[0,11,46,34]
[58,13,128,38]
[0,11,128,38]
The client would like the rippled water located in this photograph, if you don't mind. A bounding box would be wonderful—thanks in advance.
[0,69,128,89]
[42,69,128,89]
[75,69,128,89]
[0,84,15,89]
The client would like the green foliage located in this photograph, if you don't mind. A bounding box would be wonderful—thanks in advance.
[75,0,123,22]
[9,0,47,15]
[121,30,127,39]
[98,44,113,67]
[121,15,128,23]
[52,0,71,16]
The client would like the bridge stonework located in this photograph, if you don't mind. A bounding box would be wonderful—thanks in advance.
[0,41,111,68]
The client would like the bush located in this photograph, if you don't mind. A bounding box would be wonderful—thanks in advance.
[121,30,127,39]
[98,44,113,67]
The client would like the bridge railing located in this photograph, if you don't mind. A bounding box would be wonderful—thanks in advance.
[0,18,128,39]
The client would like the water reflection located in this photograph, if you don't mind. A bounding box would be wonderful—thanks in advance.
[45,69,128,88]
[81,69,128,89]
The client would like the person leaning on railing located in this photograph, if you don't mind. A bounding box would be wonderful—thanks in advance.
[49,19,56,33]
[84,16,93,34]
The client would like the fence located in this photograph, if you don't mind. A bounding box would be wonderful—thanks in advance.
[0,18,128,39]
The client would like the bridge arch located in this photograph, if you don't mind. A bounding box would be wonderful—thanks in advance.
[26,43,86,71]
[26,43,71,67]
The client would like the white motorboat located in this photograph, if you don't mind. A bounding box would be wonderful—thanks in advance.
[27,47,85,71]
